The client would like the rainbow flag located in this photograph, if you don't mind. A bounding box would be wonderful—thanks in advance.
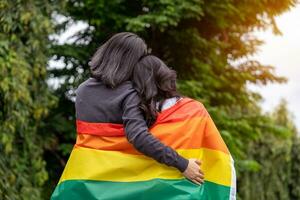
[51,98,236,200]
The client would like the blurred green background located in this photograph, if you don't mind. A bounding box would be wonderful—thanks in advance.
[1,0,300,199]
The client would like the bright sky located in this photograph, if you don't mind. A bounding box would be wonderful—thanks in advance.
[251,4,300,131]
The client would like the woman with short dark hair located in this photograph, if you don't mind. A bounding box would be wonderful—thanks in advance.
[51,32,203,199]
[89,32,147,88]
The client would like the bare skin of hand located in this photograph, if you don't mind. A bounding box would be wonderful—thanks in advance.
[182,159,204,185]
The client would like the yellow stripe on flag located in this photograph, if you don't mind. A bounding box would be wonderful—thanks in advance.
[59,146,232,186]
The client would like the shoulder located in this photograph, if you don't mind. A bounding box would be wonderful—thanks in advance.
[76,77,96,94]
[76,78,139,100]
[116,81,141,97]
[180,97,207,109]
[120,81,140,99]
[116,81,135,91]
[175,97,209,117]
[115,82,142,108]
[155,97,209,123]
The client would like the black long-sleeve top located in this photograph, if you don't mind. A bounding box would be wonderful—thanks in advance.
[75,77,188,172]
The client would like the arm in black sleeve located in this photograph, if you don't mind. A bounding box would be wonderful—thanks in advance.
[122,90,189,172]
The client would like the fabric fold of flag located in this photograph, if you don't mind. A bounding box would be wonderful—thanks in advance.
[51,98,236,200]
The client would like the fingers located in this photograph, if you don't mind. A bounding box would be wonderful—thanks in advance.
[195,159,201,165]
[191,179,201,185]
[199,170,204,176]
[186,177,204,185]
[183,158,205,186]
[195,176,204,184]
[194,171,204,183]
[191,176,204,185]
[188,172,205,185]
[198,172,204,179]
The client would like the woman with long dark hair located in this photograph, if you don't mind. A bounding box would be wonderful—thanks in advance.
[130,55,236,199]
[51,32,203,199]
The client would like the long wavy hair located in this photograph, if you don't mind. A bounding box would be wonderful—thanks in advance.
[133,55,180,126]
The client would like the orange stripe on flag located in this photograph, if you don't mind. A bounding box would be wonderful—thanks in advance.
[76,117,229,154]
[75,98,229,154]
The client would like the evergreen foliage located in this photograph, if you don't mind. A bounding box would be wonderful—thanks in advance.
[0,1,59,199]
[0,0,299,199]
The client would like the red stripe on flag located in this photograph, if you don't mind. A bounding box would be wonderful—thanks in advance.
[76,120,125,136]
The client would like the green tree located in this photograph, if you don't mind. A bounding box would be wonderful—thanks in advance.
[47,0,298,199]
[271,100,300,200]
[239,100,298,200]
[290,136,300,199]
[0,1,59,199]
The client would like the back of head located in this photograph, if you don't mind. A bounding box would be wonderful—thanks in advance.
[89,32,147,88]
[133,55,179,126]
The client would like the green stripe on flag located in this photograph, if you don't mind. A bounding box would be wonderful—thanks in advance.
[51,179,230,200]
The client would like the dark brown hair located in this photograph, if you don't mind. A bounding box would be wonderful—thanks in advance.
[133,55,180,126]
[89,32,147,88]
